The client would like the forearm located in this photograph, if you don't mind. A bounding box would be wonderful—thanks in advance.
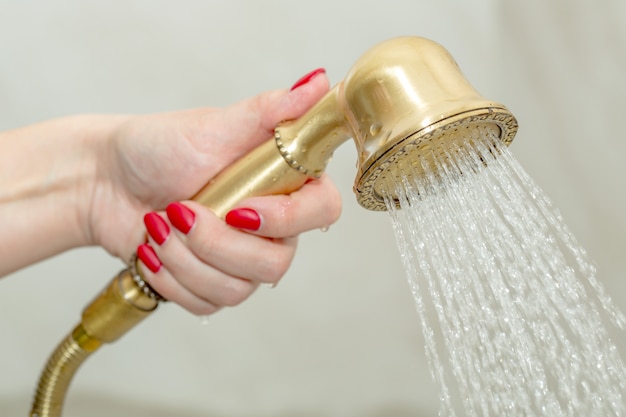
[0,115,126,276]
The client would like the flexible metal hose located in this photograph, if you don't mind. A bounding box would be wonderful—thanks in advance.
[30,325,99,417]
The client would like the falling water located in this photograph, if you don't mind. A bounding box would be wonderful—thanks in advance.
[383,126,626,417]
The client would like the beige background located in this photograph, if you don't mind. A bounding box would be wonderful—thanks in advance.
[1,1,625,416]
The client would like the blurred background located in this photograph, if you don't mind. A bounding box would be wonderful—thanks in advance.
[1,1,625,416]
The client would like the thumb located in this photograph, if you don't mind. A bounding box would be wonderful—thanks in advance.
[275,68,330,123]
[227,68,331,144]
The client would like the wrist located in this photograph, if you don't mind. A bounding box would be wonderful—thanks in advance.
[66,115,132,247]
[0,114,129,275]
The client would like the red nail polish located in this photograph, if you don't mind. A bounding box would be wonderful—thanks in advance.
[144,212,170,245]
[225,208,261,231]
[166,202,196,234]
[290,68,326,91]
[137,244,162,273]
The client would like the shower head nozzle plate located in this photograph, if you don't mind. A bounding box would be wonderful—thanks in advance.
[354,108,518,211]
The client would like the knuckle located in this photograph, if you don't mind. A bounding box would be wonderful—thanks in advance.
[322,180,343,223]
[194,230,219,256]
[325,196,343,224]
[259,249,292,282]
[219,278,254,307]
[146,275,175,302]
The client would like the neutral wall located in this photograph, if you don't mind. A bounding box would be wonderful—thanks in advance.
[1,1,624,416]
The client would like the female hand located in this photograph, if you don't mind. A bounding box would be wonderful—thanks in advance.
[85,68,342,314]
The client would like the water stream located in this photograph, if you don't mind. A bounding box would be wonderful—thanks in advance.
[383,127,626,416]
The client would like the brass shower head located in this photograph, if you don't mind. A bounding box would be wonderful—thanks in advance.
[269,36,518,211]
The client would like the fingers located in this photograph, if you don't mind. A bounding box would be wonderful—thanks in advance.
[137,201,299,315]
[225,174,342,238]
[137,172,342,315]
[137,172,341,316]
[136,243,221,316]
[166,201,298,284]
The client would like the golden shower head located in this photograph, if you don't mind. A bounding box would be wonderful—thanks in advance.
[273,36,518,211]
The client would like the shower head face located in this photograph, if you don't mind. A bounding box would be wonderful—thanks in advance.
[354,109,518,210]
[339,37,519,211]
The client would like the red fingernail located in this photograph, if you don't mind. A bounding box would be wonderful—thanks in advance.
[144,212,170,245]
[166,202,196,234]
[137,244,162,273]
[290,68,326,91]
[225,208,261,231]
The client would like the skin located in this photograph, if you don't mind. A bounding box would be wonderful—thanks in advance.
[0,72,342,315]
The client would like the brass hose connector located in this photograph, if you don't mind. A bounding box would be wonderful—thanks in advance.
[30,265,159,417]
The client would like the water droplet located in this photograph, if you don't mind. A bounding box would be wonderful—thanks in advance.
[320,225,330,232]
[262,282,277,289]
[369,122,382,136]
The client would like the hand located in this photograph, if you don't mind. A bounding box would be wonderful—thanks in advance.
[86,69,342,314]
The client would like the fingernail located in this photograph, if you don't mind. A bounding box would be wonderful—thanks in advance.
[225,208,261,231]
[290,68,326,91]
[166,202,196,234]
[137,244,162,273]
[144,212,170,245]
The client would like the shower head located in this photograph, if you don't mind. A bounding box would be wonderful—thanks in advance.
[270,36,518,211]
